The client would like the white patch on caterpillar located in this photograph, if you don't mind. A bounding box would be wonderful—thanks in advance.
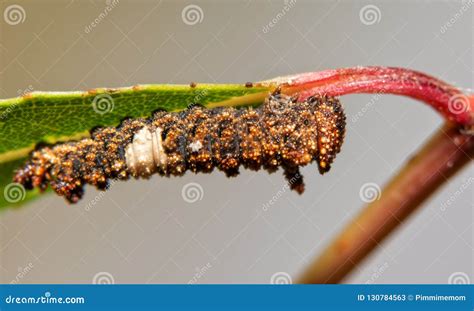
[125,127,167,177]
[152,128,167,170]
[189,140,203,152]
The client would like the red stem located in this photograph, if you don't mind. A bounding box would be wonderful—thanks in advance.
[259,66,473,126]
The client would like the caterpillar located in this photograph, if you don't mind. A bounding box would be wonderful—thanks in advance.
[13,90,346,203]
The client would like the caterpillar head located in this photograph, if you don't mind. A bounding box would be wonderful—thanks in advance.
[307,95,346,174]
[264,89,346,175]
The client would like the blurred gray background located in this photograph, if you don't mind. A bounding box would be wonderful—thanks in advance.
[0,0,472,284]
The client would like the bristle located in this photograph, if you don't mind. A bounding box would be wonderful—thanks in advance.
[13,91,346,203]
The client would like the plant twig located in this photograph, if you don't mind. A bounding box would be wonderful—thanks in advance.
[297,122,473,283]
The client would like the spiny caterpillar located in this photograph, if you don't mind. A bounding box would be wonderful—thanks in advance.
[14,90,346,203]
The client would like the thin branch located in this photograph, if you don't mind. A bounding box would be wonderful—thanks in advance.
[297,123,473,284]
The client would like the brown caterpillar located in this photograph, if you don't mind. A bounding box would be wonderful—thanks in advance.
[14,90,346,203]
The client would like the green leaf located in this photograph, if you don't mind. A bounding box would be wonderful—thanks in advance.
[0,84,270,209]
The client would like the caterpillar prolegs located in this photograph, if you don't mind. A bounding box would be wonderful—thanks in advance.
[14,90,346,203]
